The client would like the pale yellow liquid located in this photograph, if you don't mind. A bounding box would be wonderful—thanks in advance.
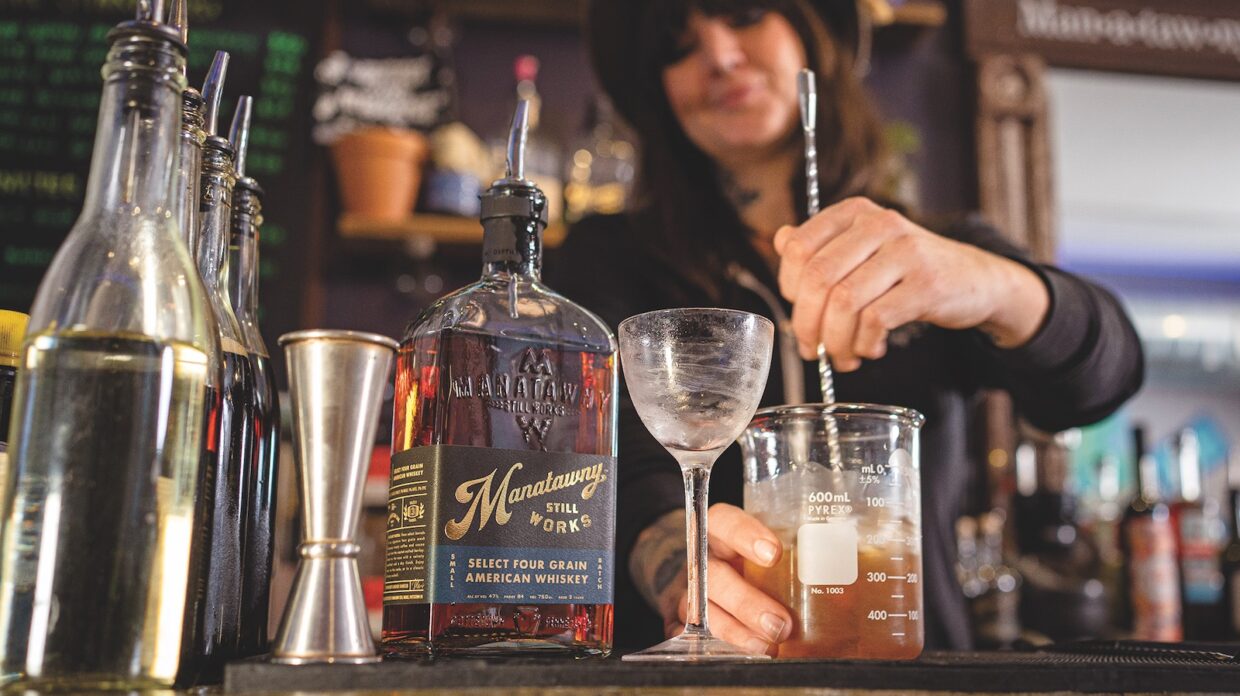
[0,330,207,689]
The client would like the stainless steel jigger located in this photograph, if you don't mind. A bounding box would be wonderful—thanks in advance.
[271,330,397,664]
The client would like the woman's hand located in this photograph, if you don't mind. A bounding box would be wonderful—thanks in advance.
[773,197,1050,370]
[629,504,792,656]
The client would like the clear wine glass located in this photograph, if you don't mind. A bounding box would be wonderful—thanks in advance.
[618,308,775,662]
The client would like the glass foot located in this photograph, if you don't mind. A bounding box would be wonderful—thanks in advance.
[621,632,772,662]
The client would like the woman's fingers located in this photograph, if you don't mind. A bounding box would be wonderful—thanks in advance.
[818,245,910,369]
[851,282,926,359]
[788,226,889,360]
[707,503,782,567]
[775,197,880,301]
[706,556,792,643]
[673,558,790,654]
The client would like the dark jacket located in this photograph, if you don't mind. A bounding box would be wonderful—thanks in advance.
[546,209,1144,652]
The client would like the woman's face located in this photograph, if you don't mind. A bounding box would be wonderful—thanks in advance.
[661,8,807,164]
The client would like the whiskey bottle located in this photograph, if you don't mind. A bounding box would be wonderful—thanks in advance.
[179,50,257,683]
[1170,428,1226,639]
[1118,425,1181,640]
[0,3,214,689]
[383,101,617,658]
[227,95,282,657]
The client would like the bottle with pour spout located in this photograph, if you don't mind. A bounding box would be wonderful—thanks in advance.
[0,1,214,688]
[383,100,618,658]
[179,49,256,683]
[226,95,282,657]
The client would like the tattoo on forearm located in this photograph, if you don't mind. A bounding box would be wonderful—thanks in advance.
[652,555,684,596]
[629,510,688,614]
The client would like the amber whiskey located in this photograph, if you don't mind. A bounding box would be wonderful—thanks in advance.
[382,101,617,658]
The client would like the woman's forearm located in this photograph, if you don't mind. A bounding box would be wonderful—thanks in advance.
[628,509,687,617]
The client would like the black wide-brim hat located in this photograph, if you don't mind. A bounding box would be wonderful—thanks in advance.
[586,0,863,129]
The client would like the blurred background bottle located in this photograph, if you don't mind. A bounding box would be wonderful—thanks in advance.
[1219,454,1240,640]
[969,511,1022,649]
[1170,428,1226,640]
[1089,452,1126,634]
[1119,425,1182,641]
[564,96,636,223]
[1012,431,1108,641]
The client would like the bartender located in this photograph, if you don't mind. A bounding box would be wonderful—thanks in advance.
[548,0,1143,655]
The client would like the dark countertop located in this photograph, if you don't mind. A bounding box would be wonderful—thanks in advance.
[224,648,1240,694]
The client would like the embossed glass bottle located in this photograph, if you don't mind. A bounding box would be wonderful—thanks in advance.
[383,101,617,658]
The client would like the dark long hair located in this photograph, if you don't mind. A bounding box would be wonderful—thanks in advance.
[620,0,888,299]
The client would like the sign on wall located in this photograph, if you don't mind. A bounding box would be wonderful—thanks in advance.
[965,0,1240,82]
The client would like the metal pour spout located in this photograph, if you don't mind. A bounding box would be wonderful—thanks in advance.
[202,50,230,136]
[166,0,188,54]
[136,0,165,22]
[504,98,530,183]
[229,95,253,178]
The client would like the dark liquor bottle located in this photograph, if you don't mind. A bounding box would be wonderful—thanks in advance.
[1118,425,1181,641]
[168,15,227,679]
[1171,428,1226,640]
[1219,456,1240,639]
[179,51,257,683]
[0,311,28,455]
[227,96,282,657]
[383,101,617,658]
[0,4,215,689]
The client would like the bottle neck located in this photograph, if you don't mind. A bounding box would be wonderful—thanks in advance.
[481,216,543,280]
[195,137,236,297]
[175,90,205,256]
[480,182,547,281]
[229,181,263,322]
[1136,454,1161,505]
[80,37,186,221]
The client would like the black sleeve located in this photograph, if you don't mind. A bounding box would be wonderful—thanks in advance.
[547,215,685,645]
[944,217,1145,432]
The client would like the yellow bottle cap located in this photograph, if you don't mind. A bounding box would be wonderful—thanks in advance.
[0,310,30,369]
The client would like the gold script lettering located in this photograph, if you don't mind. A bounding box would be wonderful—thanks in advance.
[444,464,522,540]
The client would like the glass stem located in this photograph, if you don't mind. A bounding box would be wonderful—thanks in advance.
[681,463,712,637]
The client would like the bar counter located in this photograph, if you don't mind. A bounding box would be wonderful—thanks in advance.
[223,648,1240,694]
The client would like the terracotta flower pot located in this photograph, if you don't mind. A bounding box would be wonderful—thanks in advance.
[331,127,429,221]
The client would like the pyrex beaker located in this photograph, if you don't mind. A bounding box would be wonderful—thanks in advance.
[740,403,924,659]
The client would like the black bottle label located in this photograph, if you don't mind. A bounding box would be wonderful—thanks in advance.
[384,444,615,606]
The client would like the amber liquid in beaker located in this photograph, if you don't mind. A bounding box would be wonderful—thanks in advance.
[746,542,923,659]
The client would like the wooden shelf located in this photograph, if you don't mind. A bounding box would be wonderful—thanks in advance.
[891,1,947,28]
[338,212,567,248]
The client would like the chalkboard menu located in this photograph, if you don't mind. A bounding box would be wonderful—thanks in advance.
[0,0,319,368]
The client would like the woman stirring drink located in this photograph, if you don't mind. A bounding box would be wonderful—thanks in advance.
[551,0,1143,656]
